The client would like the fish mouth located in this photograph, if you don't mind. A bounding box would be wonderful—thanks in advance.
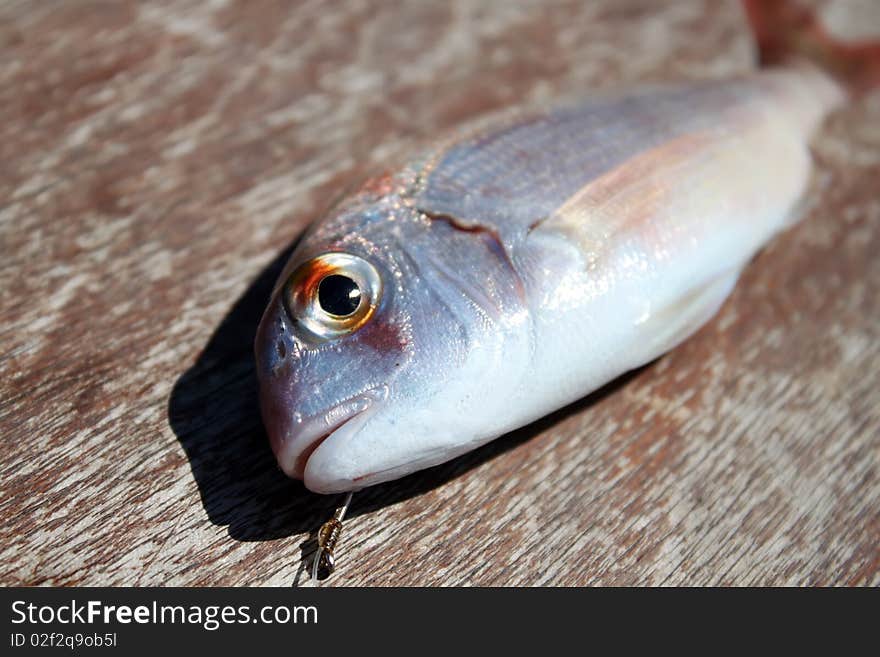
[271,387,386,481]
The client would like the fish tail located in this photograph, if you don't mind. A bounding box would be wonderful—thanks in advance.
[743,0,880,97]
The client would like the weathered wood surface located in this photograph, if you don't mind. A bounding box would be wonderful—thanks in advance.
[1,0,878,586]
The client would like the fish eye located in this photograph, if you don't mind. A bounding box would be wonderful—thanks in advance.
[284,253,381,340]
[318,274,362,317]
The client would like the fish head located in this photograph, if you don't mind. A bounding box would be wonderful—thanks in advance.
[255,195,530,493]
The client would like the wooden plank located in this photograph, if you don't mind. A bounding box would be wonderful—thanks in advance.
[1,0,878,586]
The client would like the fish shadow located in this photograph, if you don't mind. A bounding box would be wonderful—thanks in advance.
[167,236,640,542]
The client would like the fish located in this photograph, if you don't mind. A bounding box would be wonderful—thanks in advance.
[255,0,880,495]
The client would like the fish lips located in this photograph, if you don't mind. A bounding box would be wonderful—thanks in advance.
[266,386,388,487]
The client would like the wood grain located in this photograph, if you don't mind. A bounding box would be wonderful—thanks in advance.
[1,0,878,586]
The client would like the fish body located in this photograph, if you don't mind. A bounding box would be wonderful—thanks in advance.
[255,63,845,494]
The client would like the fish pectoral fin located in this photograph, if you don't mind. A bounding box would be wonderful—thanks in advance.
[633,269,741,364]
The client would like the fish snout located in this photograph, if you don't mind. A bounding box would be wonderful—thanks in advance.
[262,387,386,483]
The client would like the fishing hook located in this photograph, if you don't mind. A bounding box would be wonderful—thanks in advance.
[311,491,354,582]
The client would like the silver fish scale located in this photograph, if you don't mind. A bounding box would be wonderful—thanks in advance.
[413,79,753,239]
